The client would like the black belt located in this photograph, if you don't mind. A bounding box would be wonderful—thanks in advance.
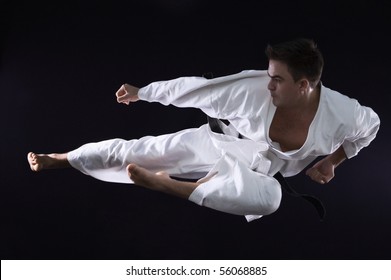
[273,172,326,221]
[207,116,326,221]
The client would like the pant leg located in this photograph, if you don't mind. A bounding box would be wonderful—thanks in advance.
[67,124,220,183]
[67,123,281,220]
[189,152,282,220]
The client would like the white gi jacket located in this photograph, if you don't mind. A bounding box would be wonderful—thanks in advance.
[137,70,380,221]
[68,70,380,221]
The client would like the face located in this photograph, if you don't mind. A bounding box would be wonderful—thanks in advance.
[267,60,303,108]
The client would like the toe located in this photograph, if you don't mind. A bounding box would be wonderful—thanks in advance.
[27,152,34,163]
[126,163,137,173]
[27,152,41,171]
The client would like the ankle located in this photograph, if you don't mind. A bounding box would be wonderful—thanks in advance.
[47,153,70,169]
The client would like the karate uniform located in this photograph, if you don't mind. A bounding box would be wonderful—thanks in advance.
[68,70,380,221]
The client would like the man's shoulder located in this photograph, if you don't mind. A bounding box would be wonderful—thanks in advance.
[218,69,268,78]
[209,70,269,85]
[320,85,359,126]
[240,69,269,78]
[321,85,358,107]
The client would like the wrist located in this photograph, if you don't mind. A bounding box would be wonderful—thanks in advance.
[328,147,347,167]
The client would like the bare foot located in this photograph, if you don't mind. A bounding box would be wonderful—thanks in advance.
[27,152,70,171]
[126,163,199,199]
[27,152,48,171]
[126,163,170,190]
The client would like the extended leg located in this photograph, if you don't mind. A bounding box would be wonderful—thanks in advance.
[65,125,219,184]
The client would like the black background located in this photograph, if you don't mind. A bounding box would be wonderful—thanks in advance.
[1,0,390,259]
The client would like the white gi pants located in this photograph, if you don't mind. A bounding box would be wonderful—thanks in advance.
[67,124,281,221]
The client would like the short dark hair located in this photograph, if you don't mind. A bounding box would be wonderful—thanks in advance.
[265,38,324,87]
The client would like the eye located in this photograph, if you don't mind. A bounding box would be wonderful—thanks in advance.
[272,78,281,83]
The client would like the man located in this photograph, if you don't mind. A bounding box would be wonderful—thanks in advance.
[27,38,380,222]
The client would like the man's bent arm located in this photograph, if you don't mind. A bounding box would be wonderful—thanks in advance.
[306,146,347,184]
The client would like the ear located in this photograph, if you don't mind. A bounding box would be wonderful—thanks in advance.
[298,79,310,94]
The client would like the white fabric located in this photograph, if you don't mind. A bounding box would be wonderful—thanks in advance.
[138,70,380,176]
[68,126,220,182]
[68,70,380,222]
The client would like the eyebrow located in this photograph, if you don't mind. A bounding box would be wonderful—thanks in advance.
[267,71,284,80]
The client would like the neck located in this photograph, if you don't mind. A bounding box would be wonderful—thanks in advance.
[279,85,320,116]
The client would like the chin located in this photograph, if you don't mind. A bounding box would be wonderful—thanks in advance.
[271,98,279,107]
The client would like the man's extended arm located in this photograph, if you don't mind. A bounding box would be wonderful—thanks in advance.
[115,71,268,120]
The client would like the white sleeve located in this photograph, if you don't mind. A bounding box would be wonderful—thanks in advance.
[342,101,380,159]
[137,70,267,119]
[188,152,282,220]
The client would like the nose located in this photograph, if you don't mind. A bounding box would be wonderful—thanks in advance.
[267,79,275,91]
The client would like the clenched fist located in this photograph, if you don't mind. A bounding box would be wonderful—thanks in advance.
[115,83,140,105]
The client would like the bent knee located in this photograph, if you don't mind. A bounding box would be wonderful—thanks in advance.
[257,176,282,215]
[262,191,281,215]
